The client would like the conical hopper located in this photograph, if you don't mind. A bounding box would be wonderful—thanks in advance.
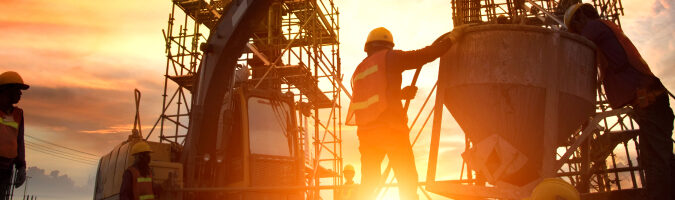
[439,25,597,186]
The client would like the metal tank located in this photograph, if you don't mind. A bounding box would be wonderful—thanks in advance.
[438,24,597,186]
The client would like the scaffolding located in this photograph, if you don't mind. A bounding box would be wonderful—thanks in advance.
[147,0,342,199]
[445,0,643,197]
[450,0,560,26]
[556,86,644,196]
[243,0,343,198]
[450,0,624,29]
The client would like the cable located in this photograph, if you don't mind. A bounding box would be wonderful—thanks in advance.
[25,140,98,160]
[26,145,97,165]
[24,135,99,157]
[26,145,97,166]
[25,142,98,163]
[25,141,98,161]
[28,147,96,166]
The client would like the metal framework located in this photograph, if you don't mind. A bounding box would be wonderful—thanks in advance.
[146,0,342,199]
[438,0,640,198]
[243,1,343,198]
[556,85,643,195]
[451,0,559,26]
[450,0,625,28]
[592,0,624,26]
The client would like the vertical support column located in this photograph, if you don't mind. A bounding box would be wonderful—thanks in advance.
[314,108,321,199]
[426,88,445,185]
[579,138,591,192]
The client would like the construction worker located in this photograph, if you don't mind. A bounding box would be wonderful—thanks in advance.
[346,27,464,200]
[339,164,356,200]
[565,4,675,199]
[120,141,157,200]
[0,71,28,200]
[527,178,579,200]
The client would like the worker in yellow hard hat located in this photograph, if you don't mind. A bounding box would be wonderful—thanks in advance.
[0,71,29,199]
[346,26,466,200]
[337,164,357,200]
[526,178,579,200]
[120,141,157,200]
[565,3,674,200]
[343,164,355,184]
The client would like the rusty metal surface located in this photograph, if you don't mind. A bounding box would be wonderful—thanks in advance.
[439,24,597,185]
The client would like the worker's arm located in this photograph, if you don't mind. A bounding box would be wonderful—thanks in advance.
[11,112,27,188]
[119,170,134,200]
[15,111,25,169]
[580,20,630,72]
[390,38,454,72]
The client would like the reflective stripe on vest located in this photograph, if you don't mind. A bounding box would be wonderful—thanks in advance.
[346,50,389,126]
[139,195,155,200]
[0,108,21,159]
[137,177,152,183]
[349,95,380,110]
[129,167,154,200]
[0,117,18,129]
[353,64,379,82]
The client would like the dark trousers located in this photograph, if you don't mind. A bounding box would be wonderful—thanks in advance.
[0,168,12,200]
[357,126,418,200]
[633,93,675,200]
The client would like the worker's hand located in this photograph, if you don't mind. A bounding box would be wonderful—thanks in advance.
[14,167,26,188]
[401,86,418,100]
[447,25,469,43]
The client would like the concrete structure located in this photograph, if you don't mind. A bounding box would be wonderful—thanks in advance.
[441,24,596,185]
[427,24,598,199]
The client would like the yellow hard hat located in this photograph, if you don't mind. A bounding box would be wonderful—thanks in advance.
[0,71,29,90]
[344,164,355,172]
[564,3,583,30]
[365,27,394,50]
[527,178,580,200]
[130,141,152,155]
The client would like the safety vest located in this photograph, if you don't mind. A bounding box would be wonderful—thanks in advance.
[129,166,155,200]
[340,180,355,200]
[346,50,389,126]
[0,108,22,159]
[598,20,655,78]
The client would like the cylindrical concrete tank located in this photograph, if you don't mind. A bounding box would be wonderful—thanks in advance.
[439,25,596,186]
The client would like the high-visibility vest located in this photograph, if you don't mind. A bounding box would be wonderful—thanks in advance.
[598,20,655,78]
[129,166,155,200]
[0,108,22,159]
[346,50,389,126]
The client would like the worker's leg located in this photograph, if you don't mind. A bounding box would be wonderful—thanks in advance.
[385,131,419,200]
[0,169,11,200]
[358,130,386,200]
[634,94,674,200]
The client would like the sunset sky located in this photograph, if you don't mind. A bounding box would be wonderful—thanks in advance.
[1,0,674,199]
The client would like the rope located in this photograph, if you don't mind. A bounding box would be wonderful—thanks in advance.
[133,89,143,138]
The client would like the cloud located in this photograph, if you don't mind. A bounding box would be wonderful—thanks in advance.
[621,0,675,90]
[9,166,93,200]
[18,85,164,155]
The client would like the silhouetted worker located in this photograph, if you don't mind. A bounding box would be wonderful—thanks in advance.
[339,164,356,200]
[346,27,464,200]
[565,4,675,199]
[0,71,28,200]
[120,141,157,200]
